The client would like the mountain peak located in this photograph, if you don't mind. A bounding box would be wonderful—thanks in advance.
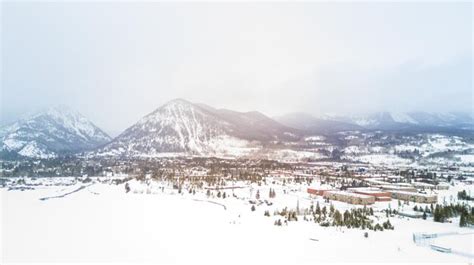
[163,98,193,107]
[1,107,111,158]
[98,100,301,157]
[42,105,84,120]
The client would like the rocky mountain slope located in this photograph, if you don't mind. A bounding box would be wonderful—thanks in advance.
[0,106,111,158]
[97,99,300,157]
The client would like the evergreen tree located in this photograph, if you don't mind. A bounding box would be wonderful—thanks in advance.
[459,212,466,227]
[330,204,335,216]
[315,202,321,215]
[333,210,342,226]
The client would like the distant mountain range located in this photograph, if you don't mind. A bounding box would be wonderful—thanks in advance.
[275,112,473,133]
[0,106,110,158]
[1,99,472,159]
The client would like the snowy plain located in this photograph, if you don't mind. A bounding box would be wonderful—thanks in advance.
[1,179,473,265]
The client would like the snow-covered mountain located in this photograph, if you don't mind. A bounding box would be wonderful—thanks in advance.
[275,113,363,133]
[335,112,473,130]
[319,112,404,130]
[98,99,300,157]
[277,112,473,133]
[0,106,111,158]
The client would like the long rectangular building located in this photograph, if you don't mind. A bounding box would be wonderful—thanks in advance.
[323,190,375,205]
[346,187,392,201]
[390,190,437,204]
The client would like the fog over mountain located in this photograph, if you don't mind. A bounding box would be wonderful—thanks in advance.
[3,99,471,159]
[2,2,472,135]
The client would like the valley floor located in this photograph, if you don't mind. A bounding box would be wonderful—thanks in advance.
[1,181,473,264]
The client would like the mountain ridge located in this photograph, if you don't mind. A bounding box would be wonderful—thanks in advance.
[3,99,472,159]
[0,106,111,159]
[97,99,300,157]
[276,111,473,133]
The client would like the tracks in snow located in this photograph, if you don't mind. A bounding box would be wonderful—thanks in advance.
[39,184,94,201]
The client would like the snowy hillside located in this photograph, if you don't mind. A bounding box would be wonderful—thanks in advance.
[0,106,111,158]
[98,99,298,157]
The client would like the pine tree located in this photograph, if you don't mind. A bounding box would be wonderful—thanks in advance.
[315,202,321,215]
[333,210,342,226]
[459,211,467,227]
[256,190,260,200]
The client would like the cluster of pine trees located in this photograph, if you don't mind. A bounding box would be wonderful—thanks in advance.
[216,191,227,198]
[412,205,429,220]
[305,202,394,231]
[414,203,474,227]
[457,190,473,201]
[274,207,298,222]
[433,203,473,227]
[268,188,276,198]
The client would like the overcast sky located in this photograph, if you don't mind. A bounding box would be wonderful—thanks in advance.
[1,2,472,136]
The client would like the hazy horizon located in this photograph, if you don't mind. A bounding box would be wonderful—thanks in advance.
[1,2,472,135]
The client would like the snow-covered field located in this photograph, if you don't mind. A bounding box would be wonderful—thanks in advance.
[1,179,473,264]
